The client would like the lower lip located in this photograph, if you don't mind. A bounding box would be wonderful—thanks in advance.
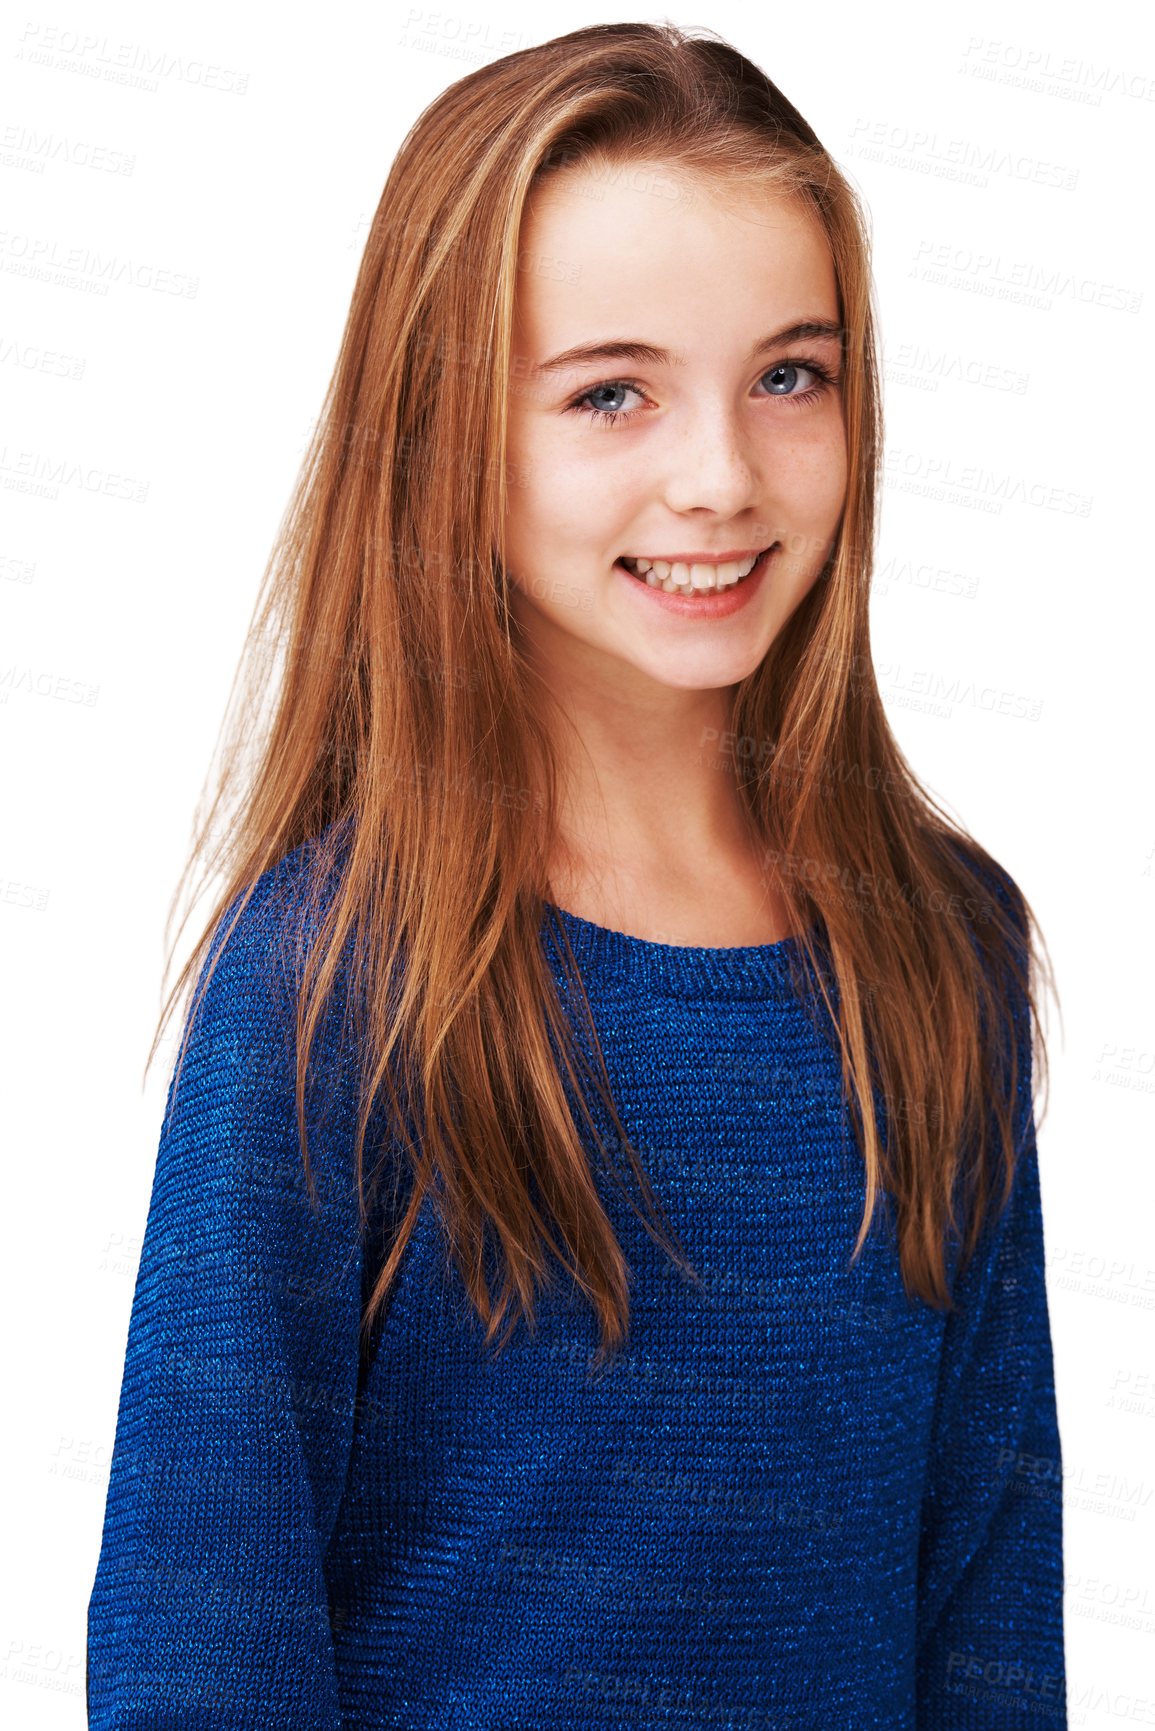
[614,545,776,619]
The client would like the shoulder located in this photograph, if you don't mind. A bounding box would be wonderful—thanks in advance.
[934,830,1037,1151]
[152,827,374,1287]
[935,828,1028,944]
[203,821,353,985]
[180,822,357,1087]
[935,829,1032,1033]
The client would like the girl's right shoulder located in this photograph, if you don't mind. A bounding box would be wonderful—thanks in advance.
[176,821,360,1112]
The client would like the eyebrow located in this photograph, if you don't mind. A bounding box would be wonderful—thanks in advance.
[532,318,845,377]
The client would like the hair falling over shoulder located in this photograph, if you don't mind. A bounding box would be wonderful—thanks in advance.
[151,21,1057,1367]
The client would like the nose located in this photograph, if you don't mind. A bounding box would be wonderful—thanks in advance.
[658,399,763,522]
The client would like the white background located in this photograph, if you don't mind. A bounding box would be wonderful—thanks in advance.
[2,0,1150,1719]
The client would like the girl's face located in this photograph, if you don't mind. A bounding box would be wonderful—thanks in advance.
[504,162,848,696]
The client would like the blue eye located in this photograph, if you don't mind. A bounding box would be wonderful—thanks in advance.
[572,381,645,425]
[764,362,809,395]
[564,355,838,431]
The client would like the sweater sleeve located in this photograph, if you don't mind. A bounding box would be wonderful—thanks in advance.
[86,865,372,1729]
[915,954,1066,1725]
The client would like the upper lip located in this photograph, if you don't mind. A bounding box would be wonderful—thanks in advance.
[621,545,773,564]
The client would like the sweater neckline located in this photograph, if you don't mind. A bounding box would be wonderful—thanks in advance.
[541,899,819,1001]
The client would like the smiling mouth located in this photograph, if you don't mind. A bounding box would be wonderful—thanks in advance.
[616,544,777,595]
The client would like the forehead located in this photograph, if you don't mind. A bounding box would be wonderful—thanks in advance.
[513,163,838,361]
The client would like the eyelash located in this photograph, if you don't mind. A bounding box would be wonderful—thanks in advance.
[563,355,840,431]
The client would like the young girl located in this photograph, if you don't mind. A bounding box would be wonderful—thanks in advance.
[87,22,1066,1729]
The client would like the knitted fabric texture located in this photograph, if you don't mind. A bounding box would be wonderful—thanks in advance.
[87,835,1066,1728]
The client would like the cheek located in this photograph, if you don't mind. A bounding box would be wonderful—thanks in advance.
[786,430,848,520]
[517,470,606,556]
[504,477,603,603]
[504,414,567,543]
[505,479,558,566]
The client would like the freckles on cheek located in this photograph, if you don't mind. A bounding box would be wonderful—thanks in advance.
[787,444,847,514]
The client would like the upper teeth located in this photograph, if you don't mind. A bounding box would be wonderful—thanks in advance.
[620,550,766,592]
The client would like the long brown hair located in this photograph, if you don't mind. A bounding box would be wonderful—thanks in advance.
[152,21,1057,1367]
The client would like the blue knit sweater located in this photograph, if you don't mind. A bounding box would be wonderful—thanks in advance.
[86,834,1066,1728]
